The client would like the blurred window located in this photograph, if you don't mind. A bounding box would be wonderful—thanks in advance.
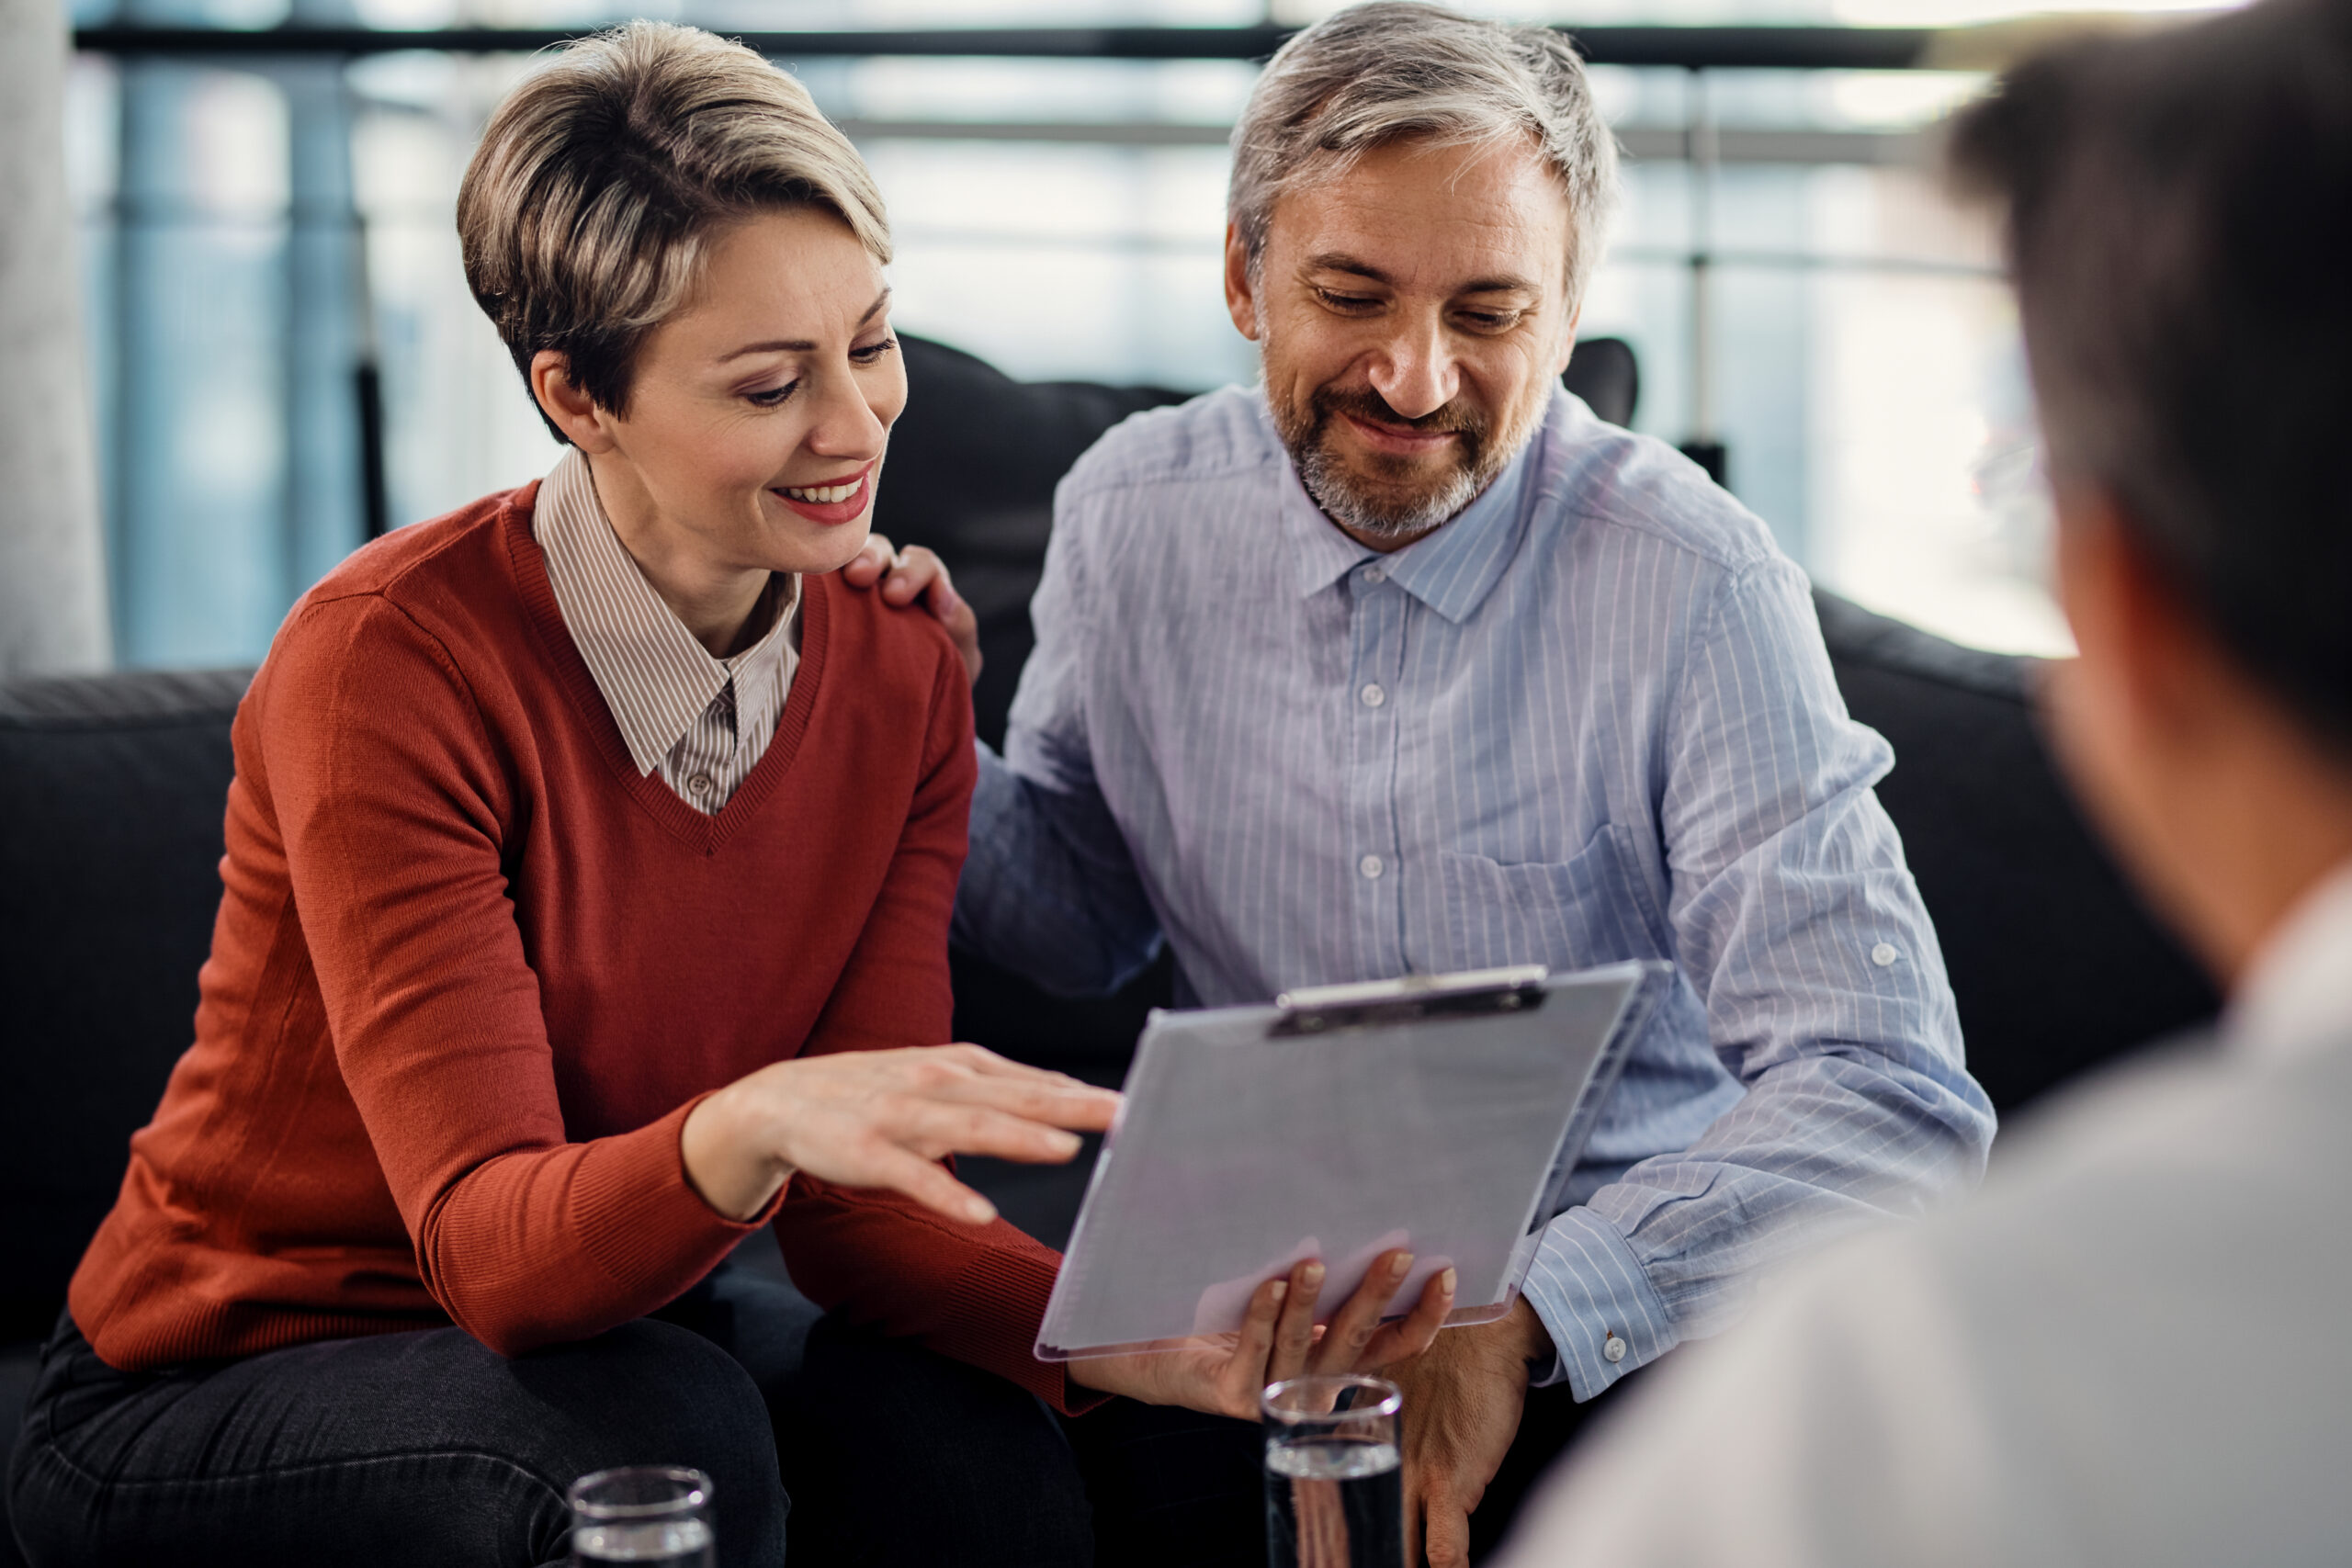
[59,3,2190,665]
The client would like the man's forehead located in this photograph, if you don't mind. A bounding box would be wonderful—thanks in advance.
[1270,136,1571,289]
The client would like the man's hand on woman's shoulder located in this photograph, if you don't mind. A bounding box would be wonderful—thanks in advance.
[843,533,982,685]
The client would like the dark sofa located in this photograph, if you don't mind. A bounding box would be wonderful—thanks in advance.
[0,337,2215,1562]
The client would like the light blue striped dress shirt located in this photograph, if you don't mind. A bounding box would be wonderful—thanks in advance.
[954,384,1996,1397]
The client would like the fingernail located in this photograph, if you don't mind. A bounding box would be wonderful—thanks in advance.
[1391,1252,1415,1277]
[1302,1262,1325,1286]
[892,552,908,570]
[966,1198,996,1224]
[1440,1268,1458,1294]
[1269,1280,1289,1303]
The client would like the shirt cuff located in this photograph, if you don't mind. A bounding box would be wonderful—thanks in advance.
[1521,1206,1679,1401]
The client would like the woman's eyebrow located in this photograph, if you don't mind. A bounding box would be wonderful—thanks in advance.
[718,288,893,360]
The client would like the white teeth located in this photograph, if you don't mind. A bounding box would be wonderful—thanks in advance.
[782,479,859,504]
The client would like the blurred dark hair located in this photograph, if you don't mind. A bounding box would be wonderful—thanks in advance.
[1950,0,2352,753]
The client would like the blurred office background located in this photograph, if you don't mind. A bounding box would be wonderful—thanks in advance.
[51,0,2233,671]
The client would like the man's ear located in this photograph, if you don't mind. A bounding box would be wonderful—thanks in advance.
[1223,222,1261,344]
[2054,485,2209,745]
[1552,305,1584,378]
[529,351,618,453]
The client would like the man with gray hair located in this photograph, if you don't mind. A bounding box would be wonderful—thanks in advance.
[870,3,1993,1561]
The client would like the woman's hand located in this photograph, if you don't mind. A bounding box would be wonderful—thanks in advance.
[1071,1250,1457,1419]
[842,534,981,685]
[680,1043,1121,1224]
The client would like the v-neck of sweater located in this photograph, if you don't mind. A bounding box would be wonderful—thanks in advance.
[503,480,831,857]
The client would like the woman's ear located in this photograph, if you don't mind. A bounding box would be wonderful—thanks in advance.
[529,351,617,452]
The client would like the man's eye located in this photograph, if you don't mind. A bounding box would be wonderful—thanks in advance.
[1459,311,1521,333]
[745,381,799,408]
[851,335,899,366]
[1317,289,1378,312]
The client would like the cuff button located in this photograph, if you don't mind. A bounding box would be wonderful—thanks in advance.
[1603,1333,1627,1363]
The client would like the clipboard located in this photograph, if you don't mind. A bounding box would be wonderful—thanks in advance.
[1035,960,1669,1361]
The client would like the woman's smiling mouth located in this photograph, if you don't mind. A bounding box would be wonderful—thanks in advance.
[772,464,874,525]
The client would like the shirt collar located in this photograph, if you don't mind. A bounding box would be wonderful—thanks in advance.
[2225,857,2352,1065]
[1269,389,1552,625]
[534,448,799,777]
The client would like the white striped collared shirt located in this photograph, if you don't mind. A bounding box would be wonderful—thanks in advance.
[534,448,799,815]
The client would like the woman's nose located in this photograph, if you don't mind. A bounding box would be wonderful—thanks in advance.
[805,367,891,459]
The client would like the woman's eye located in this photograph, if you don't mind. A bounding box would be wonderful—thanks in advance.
[744,381,799,408]
[851,335,899,366]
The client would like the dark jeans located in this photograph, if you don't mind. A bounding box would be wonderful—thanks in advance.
[6,1259,1103,1568]
[9,1255,1624,1568]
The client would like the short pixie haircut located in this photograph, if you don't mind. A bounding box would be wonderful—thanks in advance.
[1228,1,1619,308]
[458,21,888,440]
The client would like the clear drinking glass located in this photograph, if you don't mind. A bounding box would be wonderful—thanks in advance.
[1263,1374,1407,1568]
[569,1465,717,1567]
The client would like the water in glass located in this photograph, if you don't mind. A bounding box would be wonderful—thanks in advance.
[572,1517,714,1566]
[570,1465,715,1568]
[1266,1435,1405,1568]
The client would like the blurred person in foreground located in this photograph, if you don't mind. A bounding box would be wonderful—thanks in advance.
[857,2,1995,1560]
[3,25,1443,1568]
[1499,2,2352,1561]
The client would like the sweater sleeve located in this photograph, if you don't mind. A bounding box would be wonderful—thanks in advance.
[262,593,772,1357]
[770,639,1101,1415]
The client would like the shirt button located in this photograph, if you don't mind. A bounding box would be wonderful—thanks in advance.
[1359,854,1385,880]
[1361,564,1386,585]
[1871,942,1899,968]
[1359,682,1386,708]
[1603,1333,1627,1363]
[688,773,715,795]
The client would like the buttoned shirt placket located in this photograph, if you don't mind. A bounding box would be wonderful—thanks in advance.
[1346,558,1410,980]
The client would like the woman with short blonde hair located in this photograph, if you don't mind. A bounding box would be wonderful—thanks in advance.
[7,24,1434,1568]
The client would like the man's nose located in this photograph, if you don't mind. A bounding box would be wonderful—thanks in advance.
[1367,318,1460,422]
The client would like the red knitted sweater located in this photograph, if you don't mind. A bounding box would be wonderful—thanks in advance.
[68,482,1080,1410]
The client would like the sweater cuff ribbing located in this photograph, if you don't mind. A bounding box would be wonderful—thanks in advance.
[572,1096,782,1303]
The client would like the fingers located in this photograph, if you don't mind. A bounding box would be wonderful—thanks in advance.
[907,1050,1122,1133]
[856,1143,1000,1225]
[1359,1266,1457,1370]
[841,533,896,586]
[1310,1248,1413,1374]
[1424,1496,1474,1568]
[879,544,951,607]
[1221,1274,1290,1417]
[891,1098,1094,1167]
[1267,1259,1326,1384]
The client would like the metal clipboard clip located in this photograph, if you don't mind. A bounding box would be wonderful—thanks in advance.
[1268,964,1552,1037]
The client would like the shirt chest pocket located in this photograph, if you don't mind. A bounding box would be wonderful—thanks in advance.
[1430,823,1672,975]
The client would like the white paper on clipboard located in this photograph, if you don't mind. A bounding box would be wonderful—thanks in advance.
[1035,960,1670,1361]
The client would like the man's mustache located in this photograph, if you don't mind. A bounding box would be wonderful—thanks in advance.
[1312,385,1489,441]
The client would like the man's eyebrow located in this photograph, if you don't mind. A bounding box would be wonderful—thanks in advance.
[1304,253,1395,286]
[718,288,892,360]
[1302,255,1542,298]
[1454,276,1543,298]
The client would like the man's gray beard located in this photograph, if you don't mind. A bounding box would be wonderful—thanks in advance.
[1268,376,1539,544]
[1291,434,1488,543]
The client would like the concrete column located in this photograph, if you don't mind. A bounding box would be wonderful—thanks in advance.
[0,0,111,677]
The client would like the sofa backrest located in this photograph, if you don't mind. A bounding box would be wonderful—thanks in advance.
[0,670,249,1341]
